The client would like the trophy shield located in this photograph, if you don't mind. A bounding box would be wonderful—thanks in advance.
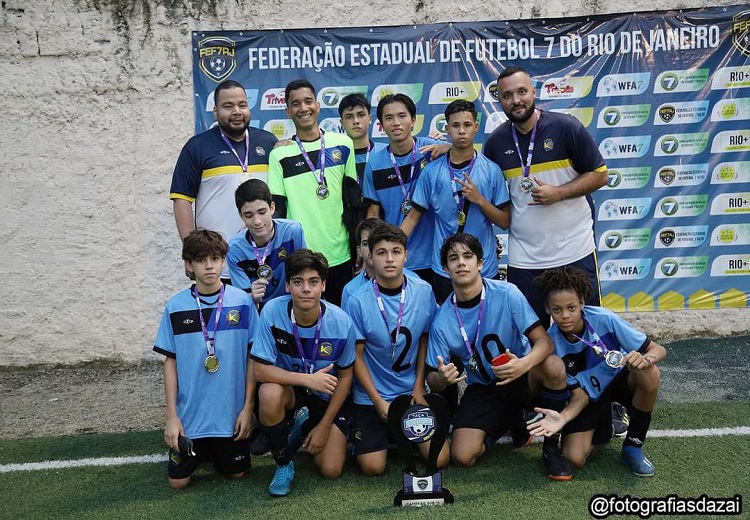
[388,393,454,507]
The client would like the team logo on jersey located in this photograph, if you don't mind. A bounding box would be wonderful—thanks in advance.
[255,146,266,156]
[226,310,241,325]
[197,36,237,82]
[420,158,428,170]
[278,247,288,260]
[182,318,194,325]
[332,149,343,163]
[319,342,333,357]
[659,230,676,246]
[658,168,676,185]
[543,138,554,152]
[732,10,750,57]
[659,106,676,123]
[401,405,436,443]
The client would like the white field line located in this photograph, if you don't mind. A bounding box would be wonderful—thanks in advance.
[1,426,749,474]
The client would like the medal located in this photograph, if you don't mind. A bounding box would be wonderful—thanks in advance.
[453,286,487,380]
[316,184,329,200]
[519,177,534,192]
[257,263,273,280]
[204,354,220,373]
[448,152,477,229]
[468,355,478,373]
[401,199,413,215]
[457,211,466,226]
[605,350,624,369]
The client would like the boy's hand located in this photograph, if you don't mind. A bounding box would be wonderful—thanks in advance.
[436,355,465,386]
[494,351,529,385]
[307,363,338,395]
[374,398,390,422]
[250,278,269,303]
[303,423,330,455]
[526,407,565,437]
[234,407,253,440]
[165,416,184,452]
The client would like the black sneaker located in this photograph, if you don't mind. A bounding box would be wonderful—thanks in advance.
[612,402,630,438]
[543,446,573,481]
[248,430,270,456]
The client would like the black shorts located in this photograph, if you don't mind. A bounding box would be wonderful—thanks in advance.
[563,368,633,444]
[167,436,251,479]
[292,387,352,437]
[351,404,391,455]
[453,375,529,442]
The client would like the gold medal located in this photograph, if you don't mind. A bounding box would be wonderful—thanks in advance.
[257,264,273,280]
[457,211,466,226]
[401,200,413,215]
[468,355,478,373]
[316,184,329,200]
[204,355,220,373]
[519,177,534,192]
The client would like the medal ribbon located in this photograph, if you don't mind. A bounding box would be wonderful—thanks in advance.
[193,284,225,357]
[452,285,486,359]
[448,152,477,221]
[294,132,327,188]
[571,317,611,357]
[372,277,407,360]
[510,111,538,182]
[388,143,418,204]
[219,130,249,172]
[250,233,273,271]
[291,305,323,374]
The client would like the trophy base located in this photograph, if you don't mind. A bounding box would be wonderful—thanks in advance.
[393,488,454,507]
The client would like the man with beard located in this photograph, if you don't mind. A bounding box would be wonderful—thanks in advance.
[483,66,608,327]
[171,80,278,281]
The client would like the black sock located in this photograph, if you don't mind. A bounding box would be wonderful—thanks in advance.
[265,419,292,465]
[623,406,651,448]
[536,386,569,451]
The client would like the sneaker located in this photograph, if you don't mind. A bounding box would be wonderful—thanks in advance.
[621,446,655,477]
[248,430,270,456]
[612,402,629,437]
[288,406,309,454]
[268,461,295,497]
[543,446,573,481]
[511,408,540,447]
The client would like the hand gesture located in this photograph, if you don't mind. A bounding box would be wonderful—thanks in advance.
[437,355,466,386]
[250,278,269,303]
[526,407,565,437]
[307,363,338,395]
[455,175,485,206]
[529,178,561,205]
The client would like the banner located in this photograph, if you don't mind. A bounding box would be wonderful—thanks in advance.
[192,5,750,311]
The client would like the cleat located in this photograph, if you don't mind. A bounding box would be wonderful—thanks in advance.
[288,406,309,454]
[621,446,655,477]
[268,461,295,496]
[512,408,540,447]
[543,446,573,481]
[612,402,629,438]
[248,430,270,456]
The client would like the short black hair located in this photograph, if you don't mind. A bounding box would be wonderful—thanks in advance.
[182,229,228,261]
[285,249,329,282]
[367,223,407,253]
[444,99,478,123]
[214,80,246,106]
[355,217,385,245]
[376,93,416,123]
[235,179,273,211]
[497,66,529,81]
[338,93,371,118]
[285,78,316,105]
[439,233,483,267]
[534,266,593,307]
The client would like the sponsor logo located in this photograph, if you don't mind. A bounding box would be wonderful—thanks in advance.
[543,138,554,151]
[331,150,343,163]
[278,247,288,259]
[260,88,287,110]
[660,72,679,91]
[659,230,676,246]
[198,36,236,82]
[319,342,333,357]
[607,170,622,188]
[255,146,266,156]
[659,105,676,123]
[488,83,499,100]
[604,232,623,249]
[732,10,750,57]
[602,108,621,126]
[658,168,676,185]
[660,198,679,216]
[660,136,680,154]
[226,310,240,325]
[660,259,679,277]
[182,319,193,325]
[319,88,340,107]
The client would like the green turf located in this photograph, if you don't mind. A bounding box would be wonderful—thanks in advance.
[0,401,748,519]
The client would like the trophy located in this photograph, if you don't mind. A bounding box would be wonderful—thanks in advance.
[388,393,454,507]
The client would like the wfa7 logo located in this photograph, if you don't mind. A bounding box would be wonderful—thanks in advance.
[660,259,679,276]
[604,232,623,249]
[660,198,679,216]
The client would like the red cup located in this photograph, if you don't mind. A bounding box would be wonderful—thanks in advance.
[491,353,510,366]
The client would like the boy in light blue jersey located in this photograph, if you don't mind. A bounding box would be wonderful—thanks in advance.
[341,217,383,309]
[345,224,448,475]
[338,93,387,185]
[363,93,450,283]
[402,100,510,304]
[531,267,666,477]
[228,179,306,309]
[252,249,356,496]
[154,229,258,489]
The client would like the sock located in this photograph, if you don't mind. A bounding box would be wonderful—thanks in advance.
[536,386,570,451]
[265,419,292,465]
[623,406,652,449]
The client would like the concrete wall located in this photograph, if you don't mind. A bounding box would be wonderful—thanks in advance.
[1,0,747,366]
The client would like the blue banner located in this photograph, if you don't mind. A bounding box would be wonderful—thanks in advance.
[192,5,750,311]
